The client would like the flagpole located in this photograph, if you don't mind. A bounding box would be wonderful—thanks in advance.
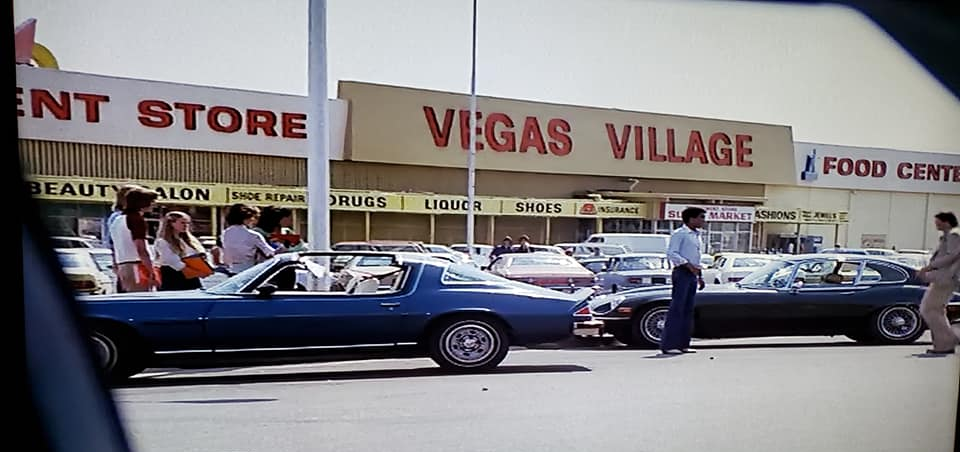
[466,0,478,258]
[307,0,330,250]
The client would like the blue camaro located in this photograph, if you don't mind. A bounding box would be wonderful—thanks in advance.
[80,252,592,380]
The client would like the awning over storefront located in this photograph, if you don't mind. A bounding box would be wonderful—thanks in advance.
[597,191,767,204]
[24,175,648,219]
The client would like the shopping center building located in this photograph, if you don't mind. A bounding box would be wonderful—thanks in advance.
[16,66,960,252]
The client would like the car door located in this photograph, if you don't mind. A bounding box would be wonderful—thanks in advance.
[781,259,868,333]
[798,261,906,332]
[204,264,419,350]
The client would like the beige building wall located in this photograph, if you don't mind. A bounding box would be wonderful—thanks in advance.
[765,185,959,251]
[762,185,851,247]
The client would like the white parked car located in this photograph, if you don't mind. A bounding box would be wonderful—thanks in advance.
[51,236,98,249]
[586,233,670,253]
[56,248,114,295]
[450,243,494,267]
[702,253,779,285]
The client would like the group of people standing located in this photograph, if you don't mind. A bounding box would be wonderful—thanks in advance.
[490,235,535,259]
[101,186,306,292]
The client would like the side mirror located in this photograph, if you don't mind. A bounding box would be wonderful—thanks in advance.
[256,283,278,298]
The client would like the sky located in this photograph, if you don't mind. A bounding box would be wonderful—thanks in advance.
[13,0,960,154]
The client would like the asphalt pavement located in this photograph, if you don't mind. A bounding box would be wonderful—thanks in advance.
[113,335,959,452]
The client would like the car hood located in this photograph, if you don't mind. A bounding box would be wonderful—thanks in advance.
[602,270,671,277]
[79,289,224,302]
[502,267,594,278]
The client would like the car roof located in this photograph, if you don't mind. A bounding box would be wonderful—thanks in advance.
[613,253,668,258]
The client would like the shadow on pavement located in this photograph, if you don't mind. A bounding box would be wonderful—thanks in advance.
[116,364,592,388]
[548,338,932,351]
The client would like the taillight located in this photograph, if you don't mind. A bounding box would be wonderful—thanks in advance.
[728,277,743,282]
[72,280,96,290]
[628,277,643,284]
[574,306,591,316]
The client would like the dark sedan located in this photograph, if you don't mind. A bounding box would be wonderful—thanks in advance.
[80,252,590,380]
[590,255,960,348]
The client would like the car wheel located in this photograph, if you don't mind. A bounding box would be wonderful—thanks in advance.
[868,305,924,345]
[631,305,670,349]
[429,317,509,372]
[91,328,147,381]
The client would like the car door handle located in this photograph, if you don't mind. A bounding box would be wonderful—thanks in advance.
[380,302,401,308]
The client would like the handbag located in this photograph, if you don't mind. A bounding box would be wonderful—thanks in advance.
[181,254,215,279]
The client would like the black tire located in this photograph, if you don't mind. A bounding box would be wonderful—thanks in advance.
[867,305,925,345]
[428,316,509,372]
[90,327,148,381]
[630,304,671,349]
[605,323,634,346]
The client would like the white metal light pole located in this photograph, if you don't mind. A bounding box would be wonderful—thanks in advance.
[307,0,331,250]
[465,0,478,258]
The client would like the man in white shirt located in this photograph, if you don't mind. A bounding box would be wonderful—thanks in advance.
[661,207,707,355]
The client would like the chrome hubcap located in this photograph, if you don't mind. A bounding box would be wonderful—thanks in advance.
[91,335,114,370]
[641,309,669,343]
[444,323,497,365]
[879,307,919,339]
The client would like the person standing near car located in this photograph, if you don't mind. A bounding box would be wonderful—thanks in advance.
[102,184,140,293]
[917,212,960,355]
[516,235,533,253]
[110,187,159,292]
[661,206,707,355]
[154,211,207,291]
[491,236,513,259]
[222,204,282,274]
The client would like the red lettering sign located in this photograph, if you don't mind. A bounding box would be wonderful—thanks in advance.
[423,106,573,157]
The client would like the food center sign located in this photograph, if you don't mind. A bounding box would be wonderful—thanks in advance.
[25,176,646,218]
[795,142,960,194]
[663,203,755,223]
[339,81,797,184]
[15,66,348,158]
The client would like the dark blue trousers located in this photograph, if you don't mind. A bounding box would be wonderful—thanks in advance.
[661,267,697,351]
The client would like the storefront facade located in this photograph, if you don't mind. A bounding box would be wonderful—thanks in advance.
[18,66,957,251]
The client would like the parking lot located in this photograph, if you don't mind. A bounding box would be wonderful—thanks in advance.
[115,335,959,452]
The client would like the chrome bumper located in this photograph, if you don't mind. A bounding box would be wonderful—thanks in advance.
[573,319,604,337]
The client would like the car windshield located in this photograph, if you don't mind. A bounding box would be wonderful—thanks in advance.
[425,245,448,253]
[733,257,772,268]
[507,255,577,267]
[206,259,277,294]
[57,252,94,268]
[738,260,798,288]
[615,256,669,271]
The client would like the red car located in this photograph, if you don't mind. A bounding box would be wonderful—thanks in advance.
[488,253,597,293]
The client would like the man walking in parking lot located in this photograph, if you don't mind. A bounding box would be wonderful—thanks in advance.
[661,206,707,355]
[917,212,960,355]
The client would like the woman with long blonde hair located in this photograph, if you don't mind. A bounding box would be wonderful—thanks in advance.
[154,211,207,291]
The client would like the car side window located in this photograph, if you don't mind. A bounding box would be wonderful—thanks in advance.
[256,259,408,296]
[861,262,908,284]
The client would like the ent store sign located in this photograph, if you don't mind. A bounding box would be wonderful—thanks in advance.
[14,66,348,159]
